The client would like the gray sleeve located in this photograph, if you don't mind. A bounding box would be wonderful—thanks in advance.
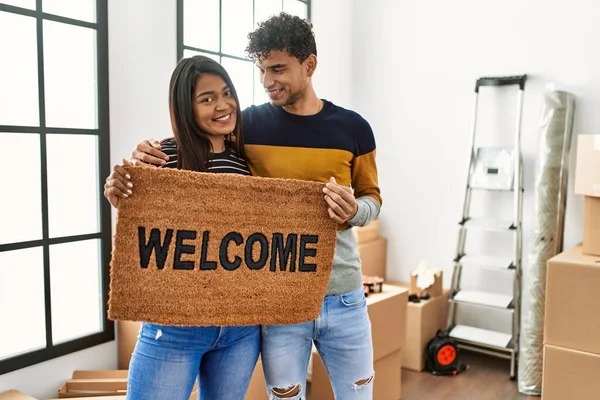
[347,196,381,227]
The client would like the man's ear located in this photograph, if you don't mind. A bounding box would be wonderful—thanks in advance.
[305,54,318,77]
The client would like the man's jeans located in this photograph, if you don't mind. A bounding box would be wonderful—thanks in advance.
[262,286,374,400]
[127,323,260,400]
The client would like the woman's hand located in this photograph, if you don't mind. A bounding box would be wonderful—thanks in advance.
[104,159,133,208]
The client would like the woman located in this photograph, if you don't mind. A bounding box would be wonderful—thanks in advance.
[104,56,258,400]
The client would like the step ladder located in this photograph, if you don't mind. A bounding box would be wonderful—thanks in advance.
[447,75,526,380]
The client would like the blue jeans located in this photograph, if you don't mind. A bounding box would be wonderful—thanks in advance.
[262,287,374,400]
[127,323,261,400]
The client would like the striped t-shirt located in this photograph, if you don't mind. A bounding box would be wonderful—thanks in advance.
[160,138,251,175]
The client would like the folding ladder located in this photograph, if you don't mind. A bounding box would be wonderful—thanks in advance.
[447,75,527,380]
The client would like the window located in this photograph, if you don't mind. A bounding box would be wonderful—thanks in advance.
[0,0,112,374]
[177,0,311,109]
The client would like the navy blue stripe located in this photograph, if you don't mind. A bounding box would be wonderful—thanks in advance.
[242,100,376,156]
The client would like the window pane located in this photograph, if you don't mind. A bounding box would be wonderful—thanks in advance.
[283,0,307,19]
[1,0,35,9]
[47,134,99,238]
[0,133,42,245]
[44,21,97,129]
[221,0,253,58]
[221,57,253,111]
[0,12,39,126]
[254,0,281,25]
[254,67,267,105]
[50,239,102,344]
[182,49,220,63]
[0,247,46,360]
[184,0,219,52]
[43,0,96,23]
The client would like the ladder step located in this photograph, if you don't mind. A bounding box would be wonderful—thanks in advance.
[452,290,513,309]
[450,325,513,350]
[458,254,514,270]
[460,217,515,231]
[469,147,515,191]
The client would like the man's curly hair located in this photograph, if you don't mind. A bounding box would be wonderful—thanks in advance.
[246,12,317,62]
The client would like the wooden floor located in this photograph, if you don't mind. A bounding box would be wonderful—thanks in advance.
[402,351,539,400]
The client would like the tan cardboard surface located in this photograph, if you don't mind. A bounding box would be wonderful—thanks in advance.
[574,134,600,197]
[542,345,600,400]
[583,196,600,256]
[0,391,36,400]
[367,285,408,361]
[311,349,402,400]
[544,245,600,354]
[354,219,379,244]
[358,237,387,278]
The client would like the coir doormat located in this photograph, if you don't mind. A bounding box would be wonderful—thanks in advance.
[108,166,338,326]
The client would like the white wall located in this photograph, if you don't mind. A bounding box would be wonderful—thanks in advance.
[350,0,599,331]
[0,1,176,398]
[107,0,176,178]
[311,0,355,108]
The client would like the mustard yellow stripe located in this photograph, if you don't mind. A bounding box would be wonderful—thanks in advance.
[352,150,382,205]
[245,144,354,186]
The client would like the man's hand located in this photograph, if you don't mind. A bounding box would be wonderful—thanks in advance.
[322,177,358,224]
[131,139,170,167]
[104,159,133,208]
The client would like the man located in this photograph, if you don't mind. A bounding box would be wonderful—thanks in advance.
[106,12,381,399]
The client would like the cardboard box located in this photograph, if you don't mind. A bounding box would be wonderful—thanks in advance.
[57,370,127,398]
[409,270,443,298]
[56,370,199,399]
[0,391,36,400]
[574,134,600,197]
[48,397,125,400]
[403,289,451,371]
[367,285,408,361]
[245,358,268,400]
[541,345,600,400]
[311,349,402,400]
[545,245,600,354]
[584,196,600,256]
[117,321,141,369]
[358,237,387,278]
[354,219,379,244]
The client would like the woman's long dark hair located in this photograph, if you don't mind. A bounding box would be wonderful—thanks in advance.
[168,56,245,172]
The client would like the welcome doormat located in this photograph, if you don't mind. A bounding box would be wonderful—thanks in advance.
[108,166,338,326]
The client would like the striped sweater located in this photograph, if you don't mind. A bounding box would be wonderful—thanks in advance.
[160,139,251,175]
[242,100,382,295]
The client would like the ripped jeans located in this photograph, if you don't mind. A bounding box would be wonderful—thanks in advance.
[262,286,374,400]
[127,323,260,400]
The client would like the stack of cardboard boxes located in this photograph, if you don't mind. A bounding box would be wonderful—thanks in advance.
[396,277,450,372]
[356,220,450,373]
[542,134,600,399]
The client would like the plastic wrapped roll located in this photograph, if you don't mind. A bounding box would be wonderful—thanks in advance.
[518,87,575,395]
